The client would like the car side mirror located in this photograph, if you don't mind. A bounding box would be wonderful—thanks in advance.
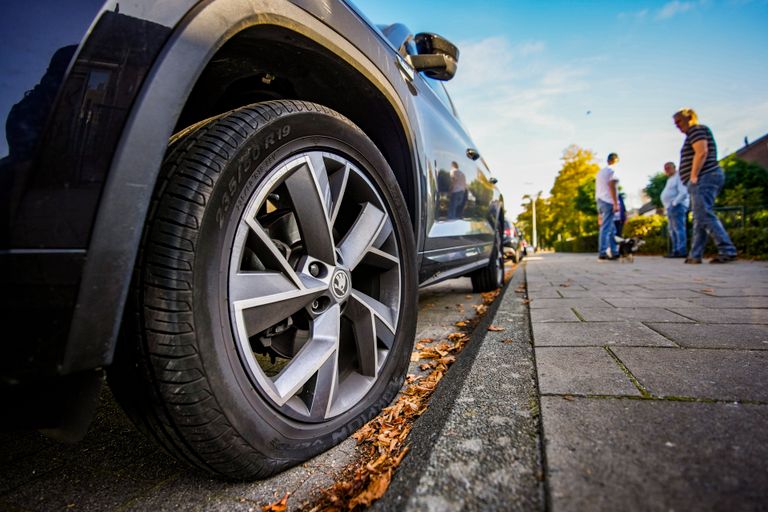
[407,32,459,81]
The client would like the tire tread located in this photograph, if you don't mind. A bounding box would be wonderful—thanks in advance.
[110,100,382,480]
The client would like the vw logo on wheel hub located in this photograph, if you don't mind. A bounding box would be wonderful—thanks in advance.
[331,269,350,300]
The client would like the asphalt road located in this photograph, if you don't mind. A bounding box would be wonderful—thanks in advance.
[0,274,499,512]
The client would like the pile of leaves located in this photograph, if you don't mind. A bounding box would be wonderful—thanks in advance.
[264,288,502,512]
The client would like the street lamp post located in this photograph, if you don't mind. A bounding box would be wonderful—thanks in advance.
[522,191,541,252]
[531,197,538,251]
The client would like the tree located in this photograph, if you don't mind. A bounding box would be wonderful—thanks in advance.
[644,172,667,209]
[517,193,551,247]
[547,145,600,239]
[575,179,597,216]
[719,156,768,211]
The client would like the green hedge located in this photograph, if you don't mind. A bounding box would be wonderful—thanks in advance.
[552,234,598,253]
[552,213,768,258]
[729,227,768,259]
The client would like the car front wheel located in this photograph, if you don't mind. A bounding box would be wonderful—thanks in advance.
[109,100,417,480]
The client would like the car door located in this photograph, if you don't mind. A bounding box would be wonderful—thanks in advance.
[405,56,496,280]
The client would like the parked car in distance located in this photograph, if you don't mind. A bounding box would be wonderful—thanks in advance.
[521,237,533,256]
[1,0,504,480]
[503,220,524,263]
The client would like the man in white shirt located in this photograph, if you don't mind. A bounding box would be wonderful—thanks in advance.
[661,162,690,258]
[595,153,620,260]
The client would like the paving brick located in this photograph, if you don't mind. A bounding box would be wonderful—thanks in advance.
[670,308,768,324]
[682,296,768,309]
[542,398,768,512]
[603,298,697,309]
[576,307,693,323]
[535,347,641,396]
[612,347,768,401]
[533,322,674,347]
[530,307,581,323]
[527,298,611,309]
[645,323,768,350]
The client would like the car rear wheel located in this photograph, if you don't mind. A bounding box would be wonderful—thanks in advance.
[471,218,504,292]
[109,100,417,480]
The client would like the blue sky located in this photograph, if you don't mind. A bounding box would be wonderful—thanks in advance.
[353,0,768,216]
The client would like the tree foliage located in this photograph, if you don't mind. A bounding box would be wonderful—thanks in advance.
[719,156,768,210]
[547,145,600,240]
[644,172,667,209]
[575,179,597,215]
[515,145,600,247]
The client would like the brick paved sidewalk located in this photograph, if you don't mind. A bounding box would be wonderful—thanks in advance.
[527,253,768,511]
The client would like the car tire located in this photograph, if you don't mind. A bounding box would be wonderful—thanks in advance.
[470,218,504,292]
[109,100,417,480]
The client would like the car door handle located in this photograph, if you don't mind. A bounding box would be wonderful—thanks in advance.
[466,148,480,160]
[489,177,498,184]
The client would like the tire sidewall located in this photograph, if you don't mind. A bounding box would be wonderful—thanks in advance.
[192,106,417,461]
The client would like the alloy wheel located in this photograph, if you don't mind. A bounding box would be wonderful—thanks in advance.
[228,151,402,422]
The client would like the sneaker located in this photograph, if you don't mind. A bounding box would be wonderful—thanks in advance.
[710,254,737,264]
[684,257,702,264]
[598,255,609,260]
[609,255,621,260]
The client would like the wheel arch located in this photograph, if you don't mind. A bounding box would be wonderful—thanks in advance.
[63,0,419,376]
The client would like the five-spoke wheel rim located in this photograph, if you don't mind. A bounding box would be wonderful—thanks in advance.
[228,151,401,422]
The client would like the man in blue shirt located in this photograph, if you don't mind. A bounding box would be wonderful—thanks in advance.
[661,162,689,258]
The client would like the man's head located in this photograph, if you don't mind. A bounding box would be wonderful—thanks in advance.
[664,161,676,177]
[607,153,619,165]
[673,108,698,134]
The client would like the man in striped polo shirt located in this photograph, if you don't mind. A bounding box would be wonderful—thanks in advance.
[673,108,737,264]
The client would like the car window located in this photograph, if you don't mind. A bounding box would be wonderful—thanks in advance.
[422,76,456,114]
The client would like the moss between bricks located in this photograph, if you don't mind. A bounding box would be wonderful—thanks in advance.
[604,347,651,398]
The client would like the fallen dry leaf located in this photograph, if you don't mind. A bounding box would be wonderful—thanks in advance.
[294,282,506,512]
[499,338,514,344]
[562,395,576,401]
[521,298,532,305]
[348,470,392,508]
[262,493,289,512]
[487,325,505,332]
[701,288,715,295]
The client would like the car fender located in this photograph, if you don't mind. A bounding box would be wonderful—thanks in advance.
[63,0,417,374]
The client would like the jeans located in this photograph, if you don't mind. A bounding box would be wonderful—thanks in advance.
[688,168,736,259]
[448,191,466,219]
[597,199,617,257]
[666,203,688,256]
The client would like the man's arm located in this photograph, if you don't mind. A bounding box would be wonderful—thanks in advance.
[610,179,619,212]
[690,139,708,184]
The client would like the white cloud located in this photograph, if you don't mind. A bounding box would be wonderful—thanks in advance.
[447,36,597,215]
[517,41,547,57]
[618,9,649,20]
[656,0,703,19]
